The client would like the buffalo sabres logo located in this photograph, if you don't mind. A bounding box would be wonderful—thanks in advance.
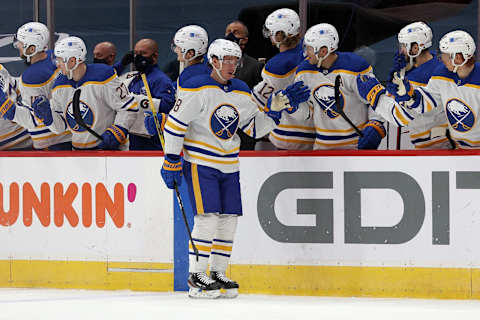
[210,104,239,140]
[65,99,95,132]
[312,83,345,119]
[445,98,475,132]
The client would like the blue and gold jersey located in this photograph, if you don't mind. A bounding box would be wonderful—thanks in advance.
[13,50,71,149]
[164,74,276,173]
[49,64,138,149]
[294,52,380,150]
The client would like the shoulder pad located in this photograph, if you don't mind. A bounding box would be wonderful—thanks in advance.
[296,60,317,74]
[80,64,116,84]
[332,52,371,73]
[230,78,250,94]
[264,45,304,77]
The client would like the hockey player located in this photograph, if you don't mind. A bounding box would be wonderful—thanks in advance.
[161,39,309,298]
[295,23,386,149]
[0,64,33,150]
[8,22,72,150]
[252,8,313,150]
[144,25,210,136]
[23,36,138,150]
[357,22,451,149]
[361,30,480,149]
[119,39,175,150]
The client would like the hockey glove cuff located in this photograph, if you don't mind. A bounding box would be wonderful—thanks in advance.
[356,75,386,110]
[0,92,15,121]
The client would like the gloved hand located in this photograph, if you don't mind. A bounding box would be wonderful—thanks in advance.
[97,125,128,150]
[282,81,311,112]
[144,111,168,135]
[32,96,53,125]
[0,90,16,120]
[134,54,154,73]
[389,51,407,79]
[161,154,182,189]
[358,120,386,149]
[121,50,134,66]
[356,75,385,110]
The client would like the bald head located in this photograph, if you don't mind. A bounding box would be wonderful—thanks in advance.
[93,41,117,65]
[134,38,159,64]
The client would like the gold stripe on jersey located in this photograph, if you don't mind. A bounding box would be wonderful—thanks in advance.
[414,137,449,149]
[51,84,74,94]
[179,84,251,96]
[431,76,455,83]
[269,131,315,145]
[31,130,70,141]
[394,107,410,126]
[165,120,188,133]
[315,122,366,133]
[0,126,24,140]
[72,139,99,148]
[185,149,239,165]
[0,135,30,150]
[81,73,117,87]
[184,138,239,154]
[315,138,359,147]
[191,163,204,215]
[21,68,60,88]
[263,66,297,79]
[410,80,427,87]
[332,65,372,76]
[278,124,316,131]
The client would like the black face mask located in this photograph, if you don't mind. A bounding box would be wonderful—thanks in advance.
[224,32,240,44]
[93,57,109,65]
[134,54,154,72]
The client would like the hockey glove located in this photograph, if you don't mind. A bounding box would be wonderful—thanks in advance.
[97,125,128,150]
[387,75,421,109]
[161,154,182,189]
[0,90,16,121]
[144,111,167,135]
[389,51,407,79]
[121,50,134,66]
[358,120,386,149]
[265,81,310,124]
[32,96,53,126]
[356,75,385,110]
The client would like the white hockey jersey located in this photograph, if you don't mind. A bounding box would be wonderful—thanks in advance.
[0,65,32,150]
[48,64,138,149]
[373,54,450,149]
[13,50,71,149]
[401,62,480,148]
[295,52,380,150]
[164,74,277,173]
[251,42,312,150]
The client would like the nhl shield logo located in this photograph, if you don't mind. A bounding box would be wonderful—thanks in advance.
[210,104,239,140]
[66,99,95,132]
[445,98,475,132]
[312,84,345,119]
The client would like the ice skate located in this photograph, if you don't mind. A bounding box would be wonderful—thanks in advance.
[187,272,221,299]
[210,271,239,298]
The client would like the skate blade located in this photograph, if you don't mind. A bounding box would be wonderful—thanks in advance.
[220,288,238,299]
[188,288,221,299]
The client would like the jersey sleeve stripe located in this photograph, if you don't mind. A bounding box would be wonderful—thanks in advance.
[184,138,239,154]
[51,84,73,94]
[164,128,185,138]
[184,145,239,158]
[120,97,135,109]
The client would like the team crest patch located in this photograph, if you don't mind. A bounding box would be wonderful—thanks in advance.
[210,104,239,140]
[445,98,475,132]
[312,84,345,119]
[66,99,95,132]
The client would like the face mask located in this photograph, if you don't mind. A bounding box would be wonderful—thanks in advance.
[134,54,154,72]
[93,57,109,65]
[224,32,240,44]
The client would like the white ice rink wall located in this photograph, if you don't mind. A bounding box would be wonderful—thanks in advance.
[2,150,480,299]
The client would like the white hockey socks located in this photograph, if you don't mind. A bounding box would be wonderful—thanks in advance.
[189,213,219,273]
[209,214,238,273]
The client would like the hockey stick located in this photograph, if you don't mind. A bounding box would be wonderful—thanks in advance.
[445,129,456,150]
[334,75,363,137]
[72,89,104,141]
[140,73,199,261]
